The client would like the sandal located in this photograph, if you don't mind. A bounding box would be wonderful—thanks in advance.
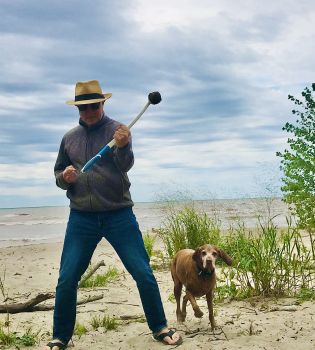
[45,341,67,350]
[153,328,183,345]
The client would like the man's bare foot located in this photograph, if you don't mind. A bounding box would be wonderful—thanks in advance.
[43,339,66,350]
[153,328,183,345]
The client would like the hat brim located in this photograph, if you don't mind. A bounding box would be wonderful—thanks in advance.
[66,93,112,106]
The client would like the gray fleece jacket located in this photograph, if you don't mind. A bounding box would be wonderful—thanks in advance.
[54,115,134,211]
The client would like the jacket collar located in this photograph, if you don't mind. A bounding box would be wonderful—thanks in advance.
[79,114,109,130]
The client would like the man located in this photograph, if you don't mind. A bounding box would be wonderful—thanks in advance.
[44,80,182,350]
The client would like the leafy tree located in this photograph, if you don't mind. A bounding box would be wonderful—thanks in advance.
[277,84,315,258]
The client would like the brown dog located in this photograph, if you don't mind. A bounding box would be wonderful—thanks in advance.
[171,244,232,329]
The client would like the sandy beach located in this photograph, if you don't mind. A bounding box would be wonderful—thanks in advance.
[0,235,314,350]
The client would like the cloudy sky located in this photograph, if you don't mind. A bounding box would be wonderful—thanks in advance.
[0,0,314,208]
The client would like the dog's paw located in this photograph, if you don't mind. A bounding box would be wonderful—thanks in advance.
[210,323,218,330]
[194,309,204,318]
[176,312,186,323]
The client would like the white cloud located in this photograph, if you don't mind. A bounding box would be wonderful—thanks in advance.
[0,162,54,180]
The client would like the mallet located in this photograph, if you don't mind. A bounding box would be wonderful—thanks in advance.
[81,91,162,173]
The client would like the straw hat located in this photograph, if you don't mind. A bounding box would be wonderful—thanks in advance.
[66,80,112,105]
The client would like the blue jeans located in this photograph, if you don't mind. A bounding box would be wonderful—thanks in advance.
[53,207,167,344]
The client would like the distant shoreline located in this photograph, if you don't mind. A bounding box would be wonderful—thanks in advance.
[0,196,284,210]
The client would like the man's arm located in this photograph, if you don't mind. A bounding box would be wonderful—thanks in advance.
[54,137,75,190]
[113,125,134,172]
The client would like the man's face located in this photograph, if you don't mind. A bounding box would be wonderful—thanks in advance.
[77,102,104,125]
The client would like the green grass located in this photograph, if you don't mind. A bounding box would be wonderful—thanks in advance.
[296,287,315,303]
[143,233,156,258]
[79,266,119,288]
[90,314,118,331]
[158,205,221,258]
[167,293,175,303]
[16,327,40,347]
[0,325,16,347]
[222,217,314,298]
[0,325,40,347]
[74,321,88,339]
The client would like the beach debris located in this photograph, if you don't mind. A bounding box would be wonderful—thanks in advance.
[120,314,145,320]
[0,292,54,313]
[78,260,105,288]
[268,305,298,312]
[34,293,104,311]
[0,293,104,313]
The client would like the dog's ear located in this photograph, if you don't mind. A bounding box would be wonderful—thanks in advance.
[192,247,201,262]
[214,246,233,266]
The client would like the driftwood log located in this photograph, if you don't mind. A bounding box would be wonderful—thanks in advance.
[0,293,104,313]
[0,293,54,313]
[0,260,106,314]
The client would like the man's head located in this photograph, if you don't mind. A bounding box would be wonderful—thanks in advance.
[66,80,112,125]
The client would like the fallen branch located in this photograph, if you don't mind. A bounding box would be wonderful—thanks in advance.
[33,294,104,311]
[120,314,144,320]
[106,301,139,307]
[0,293,104,313]
[78,260,106,288]
[0,293,54,314]
[267,305,298,312]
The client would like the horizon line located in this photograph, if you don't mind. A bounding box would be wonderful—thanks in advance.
[0,196,284,210]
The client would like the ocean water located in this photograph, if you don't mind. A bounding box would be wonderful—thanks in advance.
[0,198,290,247]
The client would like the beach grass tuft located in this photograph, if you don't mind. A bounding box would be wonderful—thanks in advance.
[74,321,88,339]
[296,287,315,303]
[0,324,16,347]
[16,327,40,347]
[222,217,314,298]
[158,205,220,258]
[90,314,118,331]
[0,324,40,347]
[79,266,119,288]
[143,232,156,258]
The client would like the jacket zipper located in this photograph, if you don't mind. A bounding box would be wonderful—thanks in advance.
[85,130,93,210]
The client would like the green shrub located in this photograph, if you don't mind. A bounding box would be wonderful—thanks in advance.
[158,205,221,258]
[277,84,315,259]
[221,217,314,297]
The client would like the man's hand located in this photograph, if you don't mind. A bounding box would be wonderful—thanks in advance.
[63,165,79,183]
[114,124,130,148]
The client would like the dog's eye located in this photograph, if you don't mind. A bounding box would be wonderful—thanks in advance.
[212,252,218,257]
[201,251,207,256]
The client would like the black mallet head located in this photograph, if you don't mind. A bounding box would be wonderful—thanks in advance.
[148,91,162,105]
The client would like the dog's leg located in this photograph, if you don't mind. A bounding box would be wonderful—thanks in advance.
[206,290,216,329]
[174,281,184,322]
[186,291,203,318]
[171,260,184,323]
[181,294,189,321]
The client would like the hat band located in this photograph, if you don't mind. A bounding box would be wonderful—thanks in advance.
[75,93,104,101]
